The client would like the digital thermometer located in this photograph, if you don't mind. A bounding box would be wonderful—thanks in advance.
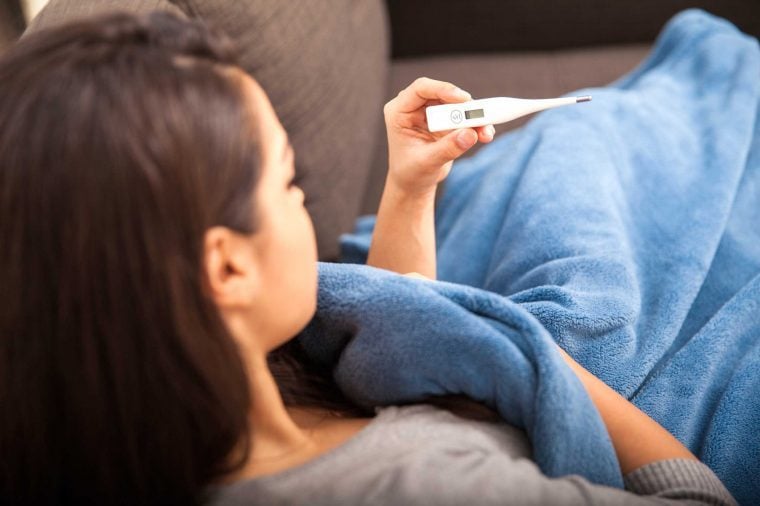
[425,95,592,132]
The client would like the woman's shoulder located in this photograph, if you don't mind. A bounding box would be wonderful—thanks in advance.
[371,401,529,454]
[208,402,534,506]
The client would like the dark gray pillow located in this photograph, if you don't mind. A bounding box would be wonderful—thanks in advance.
[27,0,390,261]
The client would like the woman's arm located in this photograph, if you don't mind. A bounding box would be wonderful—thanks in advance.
[557,347,697,475]
[366,178,437,278]
[366,77,495,278]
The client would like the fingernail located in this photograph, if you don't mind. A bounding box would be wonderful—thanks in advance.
[487,125,495,137]
[452,87,471,100]
[456,130,476,148]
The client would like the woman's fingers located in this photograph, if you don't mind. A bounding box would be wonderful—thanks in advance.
[419,124,496,168]
[391,77,471,114]
[387,77,496,142]
[476,125,496,143]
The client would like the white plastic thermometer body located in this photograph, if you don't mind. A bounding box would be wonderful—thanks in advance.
[425,96,592,132]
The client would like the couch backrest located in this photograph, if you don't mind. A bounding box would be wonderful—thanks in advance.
[387,0,760,57]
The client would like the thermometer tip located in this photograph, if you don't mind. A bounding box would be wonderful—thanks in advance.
[576,95,592,103]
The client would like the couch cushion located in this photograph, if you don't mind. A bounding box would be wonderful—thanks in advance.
[171,1,390,261]
[27,0,391,261]
[363,44,651,215]
[27,0,186,29]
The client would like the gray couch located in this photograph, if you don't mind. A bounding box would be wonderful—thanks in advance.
[18,0,760,260]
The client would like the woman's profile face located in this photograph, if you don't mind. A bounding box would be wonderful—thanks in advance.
[237,73,319,350]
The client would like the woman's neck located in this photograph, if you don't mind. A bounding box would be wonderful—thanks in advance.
[245,352,320,459]
[221,346,373,482]
[213,351,317,484]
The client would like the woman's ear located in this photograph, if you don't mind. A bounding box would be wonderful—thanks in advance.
[203,226,259,310]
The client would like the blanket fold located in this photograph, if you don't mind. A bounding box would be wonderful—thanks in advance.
[301,9,760,504]
[298,262,622,486]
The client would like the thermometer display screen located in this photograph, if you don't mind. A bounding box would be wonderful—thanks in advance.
[465,109,484,119]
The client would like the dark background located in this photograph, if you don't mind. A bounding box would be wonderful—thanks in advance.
[387,0,760,57]
[7,1,760,53]
[0,0,25,37]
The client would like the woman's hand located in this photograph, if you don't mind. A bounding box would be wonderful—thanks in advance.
[368,78,494,279]
[384,77,496,197]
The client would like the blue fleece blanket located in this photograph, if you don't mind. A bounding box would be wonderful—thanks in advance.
[298,9,760,504]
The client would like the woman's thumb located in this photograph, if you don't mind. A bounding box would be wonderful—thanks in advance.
[428,128,478,166]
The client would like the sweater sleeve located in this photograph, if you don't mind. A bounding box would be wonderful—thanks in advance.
[623,459,737,505]
[389,449,737,506]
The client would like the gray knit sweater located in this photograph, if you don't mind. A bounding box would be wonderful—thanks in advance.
[209,404,736,506]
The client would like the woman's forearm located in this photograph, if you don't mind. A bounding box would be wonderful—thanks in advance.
[366,175,437,279]
[557,347,696,475]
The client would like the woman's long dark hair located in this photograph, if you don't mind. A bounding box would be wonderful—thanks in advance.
[0,10,496,506]
[0,11,284,505]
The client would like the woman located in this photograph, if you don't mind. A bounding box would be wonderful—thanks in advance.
[0,11,735,506]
